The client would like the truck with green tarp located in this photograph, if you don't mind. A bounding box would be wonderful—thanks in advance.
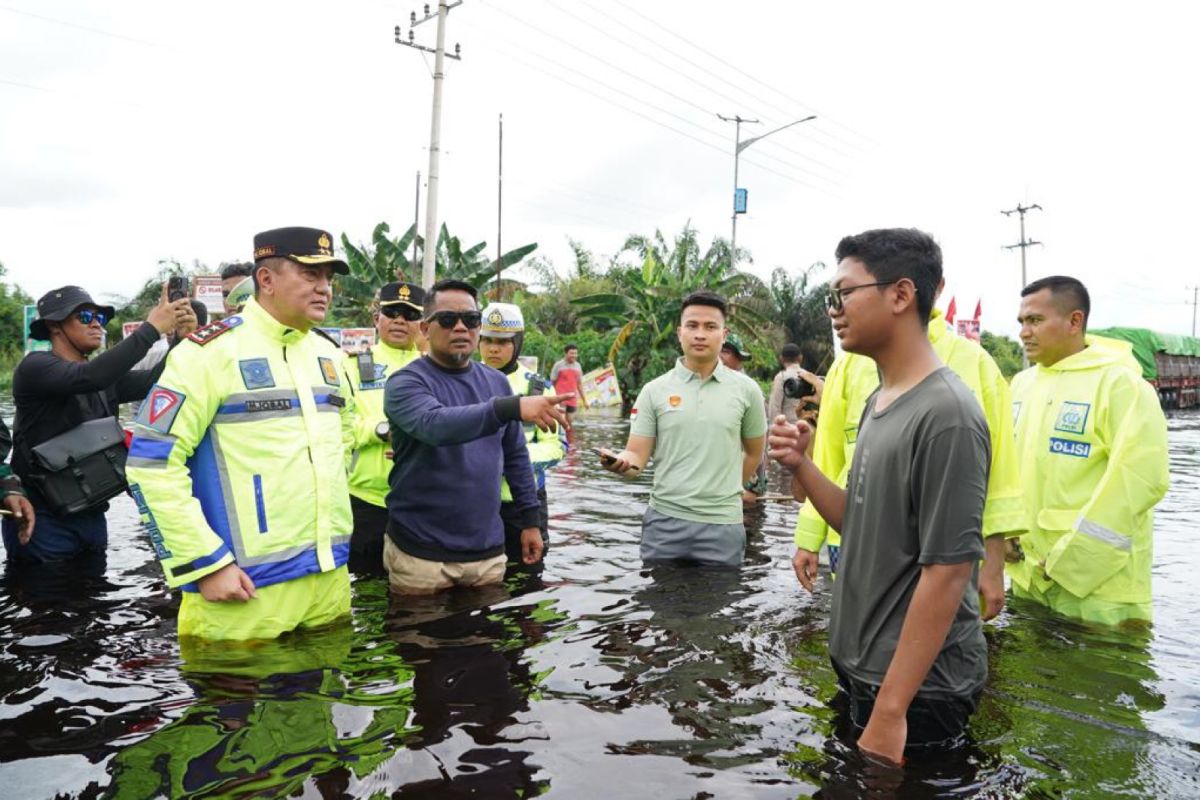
[1091,327,1200,409]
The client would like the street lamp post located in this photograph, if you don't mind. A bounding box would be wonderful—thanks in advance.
[718,114,816,266]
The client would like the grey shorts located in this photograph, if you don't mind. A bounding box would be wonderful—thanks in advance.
[640,506,746,567]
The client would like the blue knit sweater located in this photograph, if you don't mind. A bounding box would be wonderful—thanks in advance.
[384,356,539,562]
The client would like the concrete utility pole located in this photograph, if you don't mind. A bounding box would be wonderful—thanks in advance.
[717,114,816,266]
[411,171,421,278]
[1001,203,1043,292]
[395,2,463,289]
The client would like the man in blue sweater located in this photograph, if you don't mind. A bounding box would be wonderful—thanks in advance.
[383,279,572,594]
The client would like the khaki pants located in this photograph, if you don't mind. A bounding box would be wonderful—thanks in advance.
[383,536,506,595]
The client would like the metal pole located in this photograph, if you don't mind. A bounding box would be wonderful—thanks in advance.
[1193,286,1198,338]
[496,112,503,299]
[1018,212,1027,290]
[730,117,741,265]
[421,0,449,290]
[411,171,420,279]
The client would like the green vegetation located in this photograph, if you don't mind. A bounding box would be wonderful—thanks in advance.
[0,261,35,389]
[980,330,1025,378]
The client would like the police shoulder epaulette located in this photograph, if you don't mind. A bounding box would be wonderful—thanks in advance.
[312,327,341,348]
[187,315,242,346]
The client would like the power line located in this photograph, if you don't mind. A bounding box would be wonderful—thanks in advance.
[605,0,877,150]
[0,5,162,46]
[459,23,836,194]
[541,0,848,180]
[475,4,839,188]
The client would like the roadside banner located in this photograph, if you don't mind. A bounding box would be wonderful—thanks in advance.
[193,275,225,316]
[338,328,376,354]
[580,363,623,408]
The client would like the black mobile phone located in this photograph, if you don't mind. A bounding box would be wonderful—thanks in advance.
[168,275,189,302]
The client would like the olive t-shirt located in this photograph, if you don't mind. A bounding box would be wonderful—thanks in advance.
[829,367,990,699]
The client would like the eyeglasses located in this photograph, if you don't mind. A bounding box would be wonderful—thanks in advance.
[425,310,482,329]
[824,280,899,313]
[380,304,423,321]
[76,309,109,326]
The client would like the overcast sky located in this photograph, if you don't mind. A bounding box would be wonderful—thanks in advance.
[2,1,1198,339]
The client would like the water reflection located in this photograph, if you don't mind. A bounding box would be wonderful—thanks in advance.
[0,405,1198,798]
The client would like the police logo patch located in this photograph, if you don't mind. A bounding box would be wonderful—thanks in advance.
[1049,437,1091,458]
[1054,401,1090,435]
[239,358,275,390]
[319,357,340,386]
[135,386,185,434]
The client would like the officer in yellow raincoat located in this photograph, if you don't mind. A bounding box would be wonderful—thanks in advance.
[1010,276,1168,625]
[793,303,1025,618]
[478,302,565,568]
[344,281,424,575]
[126,227,356,642]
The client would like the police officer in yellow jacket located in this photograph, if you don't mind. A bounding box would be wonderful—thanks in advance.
[478,302,565,568]
[126,227,356,642]
[1011,276,1168,625]
[793,303,1025,619]
[344,281,424,575]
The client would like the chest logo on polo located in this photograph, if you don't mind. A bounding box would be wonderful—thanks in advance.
[1054,401,1090,435]
[668,395,682,408]
[318,357,340,387]
[238,358,275,390]
[1049,437,1091,458]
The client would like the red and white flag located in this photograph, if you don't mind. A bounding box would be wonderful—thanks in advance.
[945,296,957,326]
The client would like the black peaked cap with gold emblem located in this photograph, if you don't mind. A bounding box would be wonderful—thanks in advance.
[378,281,426,310]
[252,227,349,275]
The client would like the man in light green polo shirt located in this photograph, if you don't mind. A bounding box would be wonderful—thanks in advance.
[600,290,767,566]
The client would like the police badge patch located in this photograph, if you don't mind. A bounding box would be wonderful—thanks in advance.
[319,357,340,387]
[135,385,186,434]
[239,358,276,390]
[1054,401,1090,435]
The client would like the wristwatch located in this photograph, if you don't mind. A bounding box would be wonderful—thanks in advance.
[375,421,390,441]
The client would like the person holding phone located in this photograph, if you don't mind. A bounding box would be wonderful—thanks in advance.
[600,290,766,567]
[3,284,192,566]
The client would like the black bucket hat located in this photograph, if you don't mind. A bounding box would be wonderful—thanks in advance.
[29,286,116,340]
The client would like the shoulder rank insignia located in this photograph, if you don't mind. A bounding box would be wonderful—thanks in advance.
[187,315,241,346]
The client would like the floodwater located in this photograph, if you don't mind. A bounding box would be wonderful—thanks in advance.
[1,403,1198,799]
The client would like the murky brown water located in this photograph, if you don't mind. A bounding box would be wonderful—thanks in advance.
[1,405,1198,798]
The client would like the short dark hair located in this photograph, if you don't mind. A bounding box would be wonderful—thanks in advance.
[426,278,478,311]
[189,299,209,328]
[565,343,578,353]
[680,290,727,318]
[1022,275,1090,330]
[780,343,801,363]
[219,262,254,281]
[834,228,942,324]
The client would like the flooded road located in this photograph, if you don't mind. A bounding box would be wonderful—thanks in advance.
[1,407,1198,798]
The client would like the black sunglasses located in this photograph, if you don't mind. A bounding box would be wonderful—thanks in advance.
[426,310,482,329]
[380,304,423,321]
[76,308,110,326]
[824,280,899,313]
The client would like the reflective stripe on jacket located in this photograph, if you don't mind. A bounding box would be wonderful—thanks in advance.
[126,298,355,591]
[345,342,420,507]
[500,369,566,502]
[794,309,1025,551]
[1008,335,1168,606]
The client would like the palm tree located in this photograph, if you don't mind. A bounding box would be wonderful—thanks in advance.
[767,263,834,372]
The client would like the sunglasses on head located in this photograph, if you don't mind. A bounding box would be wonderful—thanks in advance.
[425,310,482,329]
[76,308,109,326]
[380,304,423,321]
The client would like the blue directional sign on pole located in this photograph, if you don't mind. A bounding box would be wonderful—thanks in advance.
[734,188,748,214]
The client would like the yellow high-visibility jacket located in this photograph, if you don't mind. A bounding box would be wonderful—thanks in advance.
[500,368,565,503]
[1008,335,1168,610]
[126,298,354,591]
[794,309,1025,551]
[344,341,420,507]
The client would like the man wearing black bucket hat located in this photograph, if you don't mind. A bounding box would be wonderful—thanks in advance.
[126,227,360,645]
[3,284,194,566]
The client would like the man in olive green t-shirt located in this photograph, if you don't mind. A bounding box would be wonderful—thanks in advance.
[600,291,766,566]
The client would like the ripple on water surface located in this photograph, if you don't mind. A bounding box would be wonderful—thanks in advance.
[0,408,1198,798]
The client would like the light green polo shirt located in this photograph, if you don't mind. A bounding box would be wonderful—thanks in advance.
[630,358,767,524]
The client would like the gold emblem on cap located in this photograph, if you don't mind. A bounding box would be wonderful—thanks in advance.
[317,233,331,250]
[487,309,504,325]
[398,285,411,299]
